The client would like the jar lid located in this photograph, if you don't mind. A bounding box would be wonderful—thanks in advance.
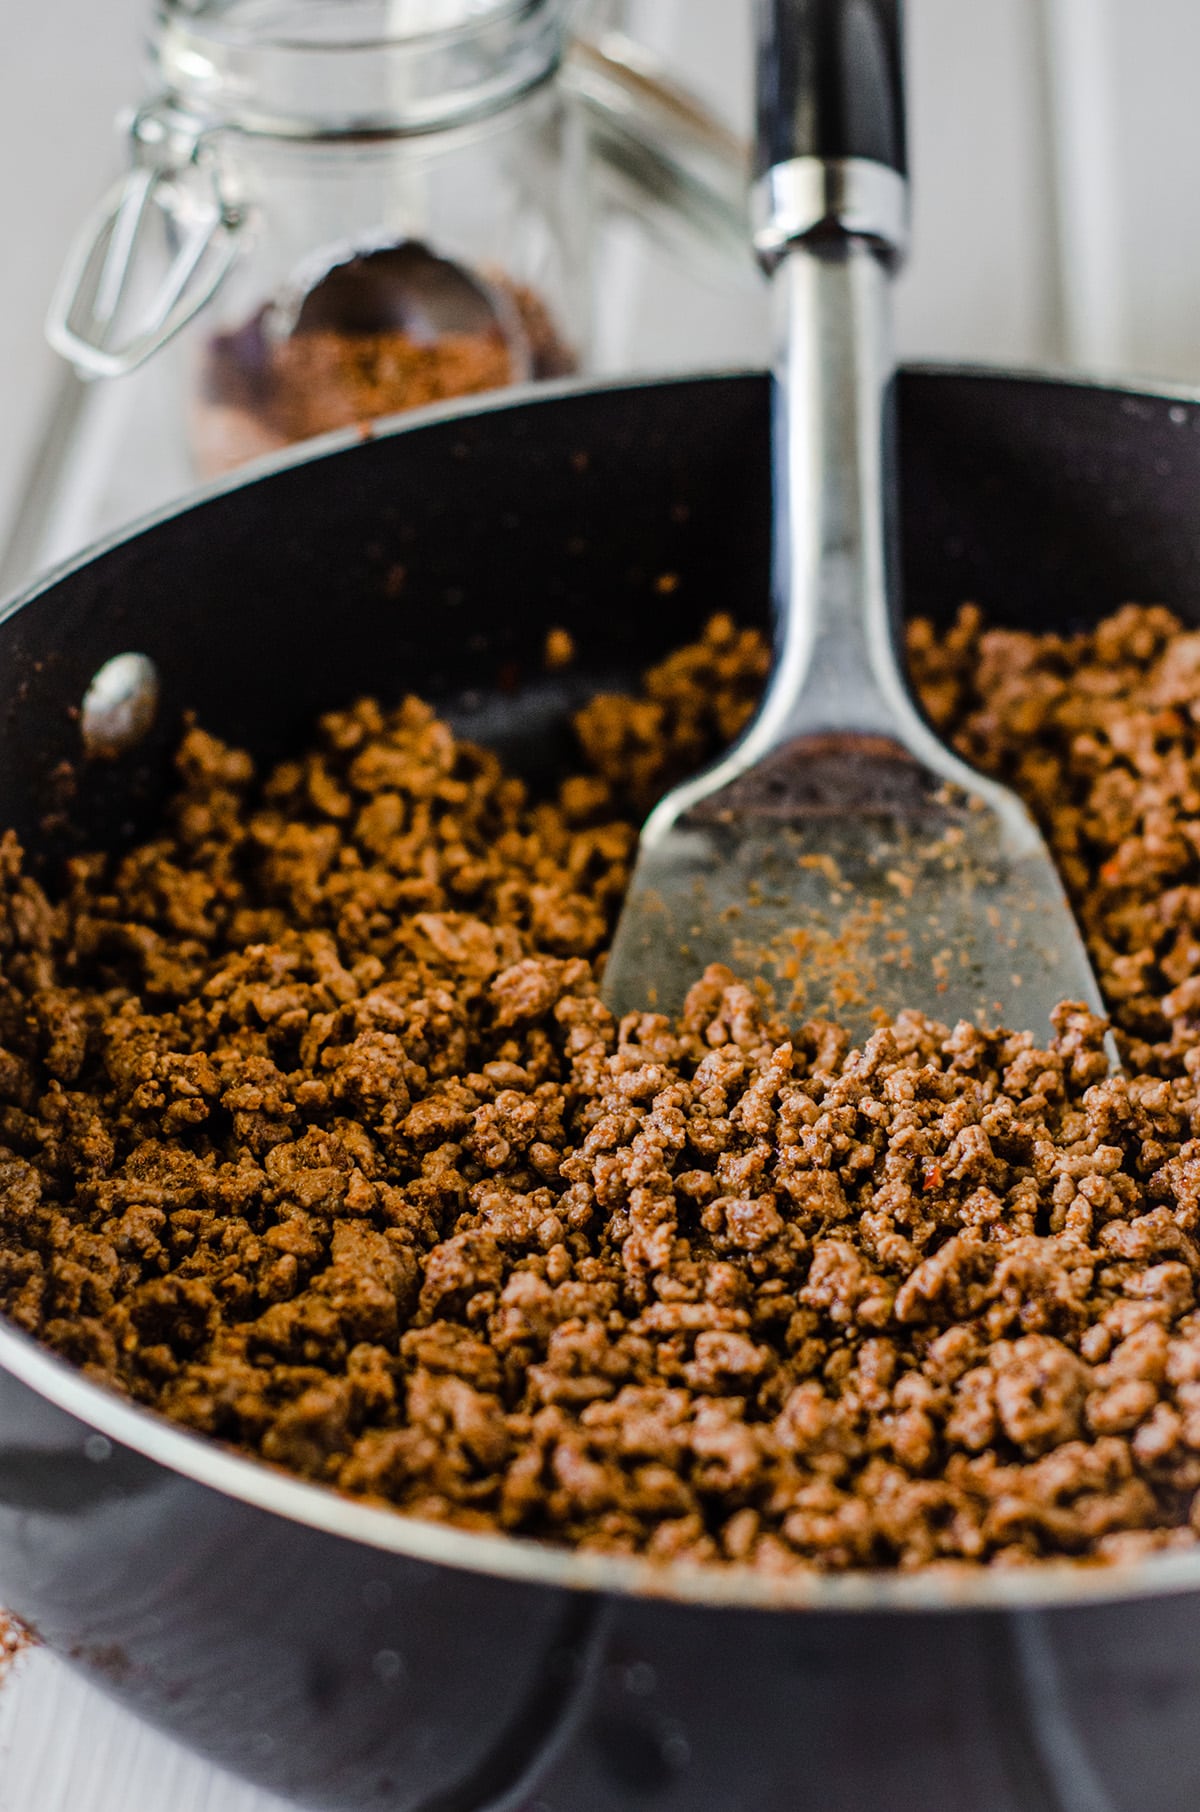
[153,0,567,137]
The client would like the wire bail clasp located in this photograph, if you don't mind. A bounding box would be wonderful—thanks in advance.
[47,103,244,380]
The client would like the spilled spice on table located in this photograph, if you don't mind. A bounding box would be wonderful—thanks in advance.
[193,277,574,478]
[0,1614,34,1686]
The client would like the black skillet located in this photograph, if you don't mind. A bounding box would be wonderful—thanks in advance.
[7,4,1200,1809]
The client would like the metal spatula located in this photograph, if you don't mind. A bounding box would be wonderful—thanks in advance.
[604,0,1103,1046]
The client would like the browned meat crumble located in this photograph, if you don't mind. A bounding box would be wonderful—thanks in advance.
[4,605,1200,1573]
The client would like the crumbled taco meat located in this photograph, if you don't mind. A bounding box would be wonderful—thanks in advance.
[5,606,1200,1572]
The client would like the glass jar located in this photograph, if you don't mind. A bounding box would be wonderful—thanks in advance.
[50,0,590,485]
[5,4,765,592]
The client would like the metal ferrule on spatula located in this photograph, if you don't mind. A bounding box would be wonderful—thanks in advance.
[603,0,1104,1045]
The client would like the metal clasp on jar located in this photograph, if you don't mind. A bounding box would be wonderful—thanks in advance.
[47,101,244,380]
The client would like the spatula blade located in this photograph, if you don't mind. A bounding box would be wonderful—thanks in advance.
[603,734,1103,1044]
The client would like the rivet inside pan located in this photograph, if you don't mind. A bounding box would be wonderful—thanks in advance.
[80,652,160,759]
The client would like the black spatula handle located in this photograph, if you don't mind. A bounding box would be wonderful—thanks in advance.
[755,0,907,179]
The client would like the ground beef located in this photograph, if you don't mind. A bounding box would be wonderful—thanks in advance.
[6,606,1200,1572]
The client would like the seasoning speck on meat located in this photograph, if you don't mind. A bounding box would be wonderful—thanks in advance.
[5,606,1200,1573]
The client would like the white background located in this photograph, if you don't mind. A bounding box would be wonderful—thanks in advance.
[4,1,1200,1806]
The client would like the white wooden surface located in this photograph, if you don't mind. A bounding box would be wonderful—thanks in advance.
[2,2,1199,1807]
[0,1651,292,1812]
[0,0,144,558]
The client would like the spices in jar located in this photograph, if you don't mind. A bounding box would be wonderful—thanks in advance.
[193,268,576,477]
